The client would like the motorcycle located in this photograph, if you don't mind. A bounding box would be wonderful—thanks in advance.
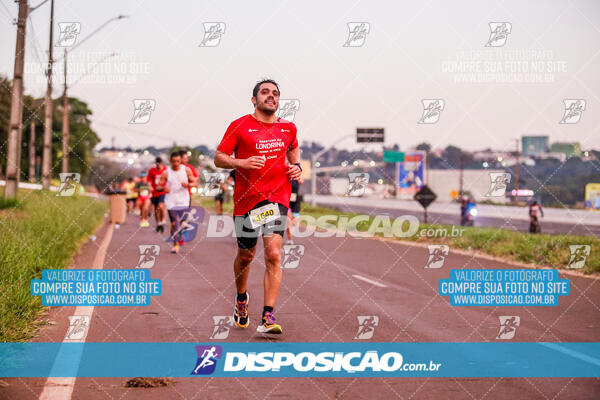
[460,201,477,226]
[529,216,541,233]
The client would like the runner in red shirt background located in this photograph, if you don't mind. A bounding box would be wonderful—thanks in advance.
[180,150,199,206]
[214,79,301,334]
[178,150,199,246]
[147,157,167,233]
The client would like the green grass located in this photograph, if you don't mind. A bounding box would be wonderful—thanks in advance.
[197,197,600,274]
[0,189,108,342]
[0,197,22,210]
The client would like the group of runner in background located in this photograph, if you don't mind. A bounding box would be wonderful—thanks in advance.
[120,150,304,249]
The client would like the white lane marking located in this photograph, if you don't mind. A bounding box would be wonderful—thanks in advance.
[540,342,600,368]
[352,274,388,288]
[39,223,115,400]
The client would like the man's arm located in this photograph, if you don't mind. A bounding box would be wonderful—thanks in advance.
[214,150,265,170]
[185,167,197,187]
[286,146,302,180]
[157,170,168,192]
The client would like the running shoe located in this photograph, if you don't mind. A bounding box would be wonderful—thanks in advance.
[170,244,179,254]
[234,293,249,328]
[140,220,150,228]
[179,239,185,246]
[257,311,282,334]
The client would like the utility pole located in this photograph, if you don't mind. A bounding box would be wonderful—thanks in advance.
[41,0,54,189]
[29,121,36,182]
[61,48,69,173]
[514,138,520,205]
[459,154,464,196]
[4,0,28,199]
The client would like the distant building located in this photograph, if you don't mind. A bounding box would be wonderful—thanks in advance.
[550,142,581,158]
[97,149,160,169]
[522,136,549,156]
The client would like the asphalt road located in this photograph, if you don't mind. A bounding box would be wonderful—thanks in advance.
[313,201,600,237]
[3,212,600,399]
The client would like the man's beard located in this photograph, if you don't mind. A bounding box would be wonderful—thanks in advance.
[257,101,277,115]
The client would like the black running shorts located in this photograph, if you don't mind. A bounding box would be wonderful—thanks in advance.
[234,200,288,250]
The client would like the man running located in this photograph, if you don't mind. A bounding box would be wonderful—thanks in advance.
[528,200,544,233]
[180,150,199,206]
[285,177,303,244]
[148,157,167,233]
[135,172,152,227]
[157,152,197,253]
[214,172,231,215]
[124,177,138,214]
[214,79,301,334]
[179,150,199,246]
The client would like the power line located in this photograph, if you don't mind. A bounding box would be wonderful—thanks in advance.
[94,120,173,143]
[27,14,45,67]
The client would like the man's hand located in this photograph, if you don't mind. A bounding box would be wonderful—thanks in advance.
[287,164,302,180]
[181,182,189,188]
[239,156,265,170]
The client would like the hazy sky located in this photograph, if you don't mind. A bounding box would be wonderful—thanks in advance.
[1,0,599,153]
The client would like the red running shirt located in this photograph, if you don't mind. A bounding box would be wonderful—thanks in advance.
[147,165,166,197]
[185,163,199,196]
[217,114,298,216]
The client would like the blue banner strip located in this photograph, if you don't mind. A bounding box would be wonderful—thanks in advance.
[1,343,600,377]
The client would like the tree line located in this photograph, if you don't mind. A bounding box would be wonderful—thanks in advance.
[0,75,100,183]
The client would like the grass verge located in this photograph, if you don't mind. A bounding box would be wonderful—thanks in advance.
[0,188,108,342]
[196,197,599,274]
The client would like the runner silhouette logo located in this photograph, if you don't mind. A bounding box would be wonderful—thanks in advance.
[425,245,449,269]
[354,316,379,340]
[191,345,222,375]
[210,316,234,339]
[497,316,520,340]
[136,245,160,269]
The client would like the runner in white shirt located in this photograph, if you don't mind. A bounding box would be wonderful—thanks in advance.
[157,152,197,253]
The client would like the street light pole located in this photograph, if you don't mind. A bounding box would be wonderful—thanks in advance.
[41,0,55,189]
[58,15,128,174]
[4,0,28,199]
[310,134,354,206]
[61,48,68,173]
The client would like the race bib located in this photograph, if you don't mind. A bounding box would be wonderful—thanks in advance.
[290,193,297,202]
[249,203,280,229]
[140,189,149,197]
